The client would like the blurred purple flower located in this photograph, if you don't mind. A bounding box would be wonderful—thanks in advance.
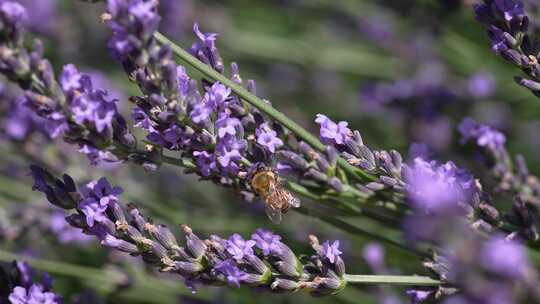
[480,236,529,278]
[0,1,27,25]
[468,72,496,98]
[48,211,92,244]
[15,0,57,34]
[459,118,506,153]
[4,96,47,140]
[16,261,32,287]
[406,289,432,304]
[362,243,384,270]
[403,158,473,212]
[9,284,60,304]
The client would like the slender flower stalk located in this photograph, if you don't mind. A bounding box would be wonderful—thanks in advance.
[29,165,441,295]
[153,31,374,182]
[459,118,539,240]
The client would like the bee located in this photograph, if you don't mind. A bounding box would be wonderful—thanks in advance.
[250,165,301,223]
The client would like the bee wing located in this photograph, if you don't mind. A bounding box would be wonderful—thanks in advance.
[289,194,301,208]
[265,205,282,224]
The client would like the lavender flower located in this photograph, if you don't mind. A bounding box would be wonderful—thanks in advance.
[213,259,248,288]
[314,114,351,146]
[224,234,255,261]
[31,166,347,296]
[0,1,136,165]
[256,123,283,153]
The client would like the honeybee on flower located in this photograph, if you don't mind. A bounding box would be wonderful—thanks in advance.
[249,165,300,223]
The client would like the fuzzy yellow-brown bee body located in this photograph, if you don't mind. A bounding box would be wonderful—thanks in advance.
[250,166,300,223]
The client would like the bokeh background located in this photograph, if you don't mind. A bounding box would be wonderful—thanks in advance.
[1,0,540,303]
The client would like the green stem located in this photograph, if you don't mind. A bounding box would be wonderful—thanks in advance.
[344,274,441,286]
[154,32,374,182]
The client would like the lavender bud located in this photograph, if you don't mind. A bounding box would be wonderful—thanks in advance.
[503,32,518,47]
[182,224,207,259]
[125,225,143,240]
[245,255,269,275]
[515,154,529,179]
[328,177,344,192]
[247,79,256,95]
[516,77,540,92]
[278,151,309,169]
[306,168,328,183]
[366,182,385,191]
[380,176,397,187]
[230,62,242,84]
[271,278,300,291]
[504,49,523,66]
[102,235,139,254]
[154,225,180,251]
[298,141,316,158]
[127,205,146,231]
[319,277,342,290]
[242,274,265,285]
[478,202,500,222]
[109,201,126,224]
[334,257,346,277]
[275,261,300,277]
[326,146,338,167]
[151,241,169,260]
[275,243,299,268]
[177,261,204,274]
[65,213,86,229]
[316,155,330,173]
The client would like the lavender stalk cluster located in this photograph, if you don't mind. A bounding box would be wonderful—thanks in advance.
[314,113,540,303]
[474,0,540,97]
[314,113,530,238]
[459,117,539,240]
[30,165,347,296]
[0,0,136,165]
[0,261,61,303]
[104,0,355,199]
